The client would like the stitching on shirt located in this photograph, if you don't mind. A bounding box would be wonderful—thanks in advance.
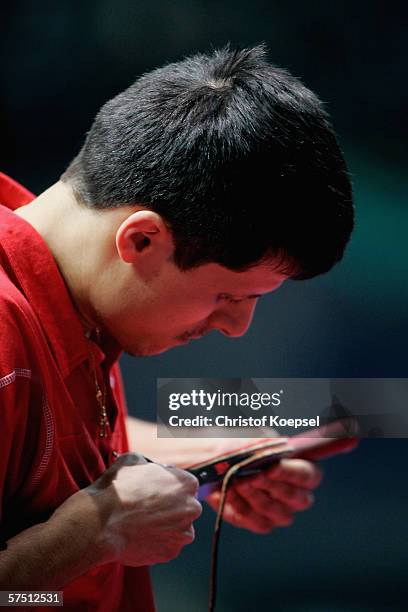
[0,369,54,487]
[31,392,55,486]
[0,368,32,389]
[14,368,32,378]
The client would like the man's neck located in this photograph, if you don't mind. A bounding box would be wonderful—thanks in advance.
[15,181,104,334]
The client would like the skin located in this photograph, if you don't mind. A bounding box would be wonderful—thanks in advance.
[0,455,202,587]
[15,180,322,543]
[16,181,287,356]
[129,420,322,534]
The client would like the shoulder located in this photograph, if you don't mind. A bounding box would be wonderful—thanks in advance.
[0,267,39,376]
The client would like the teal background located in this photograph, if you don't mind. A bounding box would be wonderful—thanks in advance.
[2,1,407,609]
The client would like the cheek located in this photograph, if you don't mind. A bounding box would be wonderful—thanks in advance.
[155,301,215,333]
[183,298,218,322]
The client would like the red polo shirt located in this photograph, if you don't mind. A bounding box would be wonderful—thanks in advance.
[0,173,155,611]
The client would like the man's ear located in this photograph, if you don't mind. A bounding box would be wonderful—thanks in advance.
[115,210,174,264]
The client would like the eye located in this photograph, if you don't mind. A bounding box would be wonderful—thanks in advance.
[217,293,245,305]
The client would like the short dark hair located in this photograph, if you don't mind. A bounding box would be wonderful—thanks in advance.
[62,45,353,279]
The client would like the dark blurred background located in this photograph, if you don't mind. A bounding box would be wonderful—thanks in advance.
[2,1,407,610]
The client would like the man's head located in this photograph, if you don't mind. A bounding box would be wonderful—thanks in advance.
[59,45,353,355]
[62,45,353,276]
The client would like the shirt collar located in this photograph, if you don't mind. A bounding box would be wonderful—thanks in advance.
[0,173,99,377]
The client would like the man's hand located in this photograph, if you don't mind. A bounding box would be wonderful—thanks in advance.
[57,452,202,567]
[124,421,323,535]
[0,452,202,590]
[206,458,322,534]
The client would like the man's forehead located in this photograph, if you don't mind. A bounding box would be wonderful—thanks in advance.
[230,265,287,295]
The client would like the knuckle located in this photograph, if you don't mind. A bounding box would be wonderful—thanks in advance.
[191,499,203,518]
[184,500,202,522]
[183,526,195,544]
[172,469,199,492]
[184,472,200,493]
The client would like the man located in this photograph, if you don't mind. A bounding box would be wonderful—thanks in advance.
[0,45,353,610]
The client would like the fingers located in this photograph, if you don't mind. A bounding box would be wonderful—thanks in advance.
[242,488,294,526]
[228,484,295,529]
[258,458,323,490]
[206,459,323,534]
[164,466,200,496]
[234,476,314,512]
[207,489,274,534]
[182,525,196,544]
[264,482,314,511]
[207,487,293,533]
[186,497,203,521]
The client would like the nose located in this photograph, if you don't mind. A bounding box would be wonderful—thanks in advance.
[209,299,258,338]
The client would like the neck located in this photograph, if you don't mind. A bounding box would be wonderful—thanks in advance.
[15,181,105,334]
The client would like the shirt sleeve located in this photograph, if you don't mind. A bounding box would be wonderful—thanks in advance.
[0,292,48,538]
